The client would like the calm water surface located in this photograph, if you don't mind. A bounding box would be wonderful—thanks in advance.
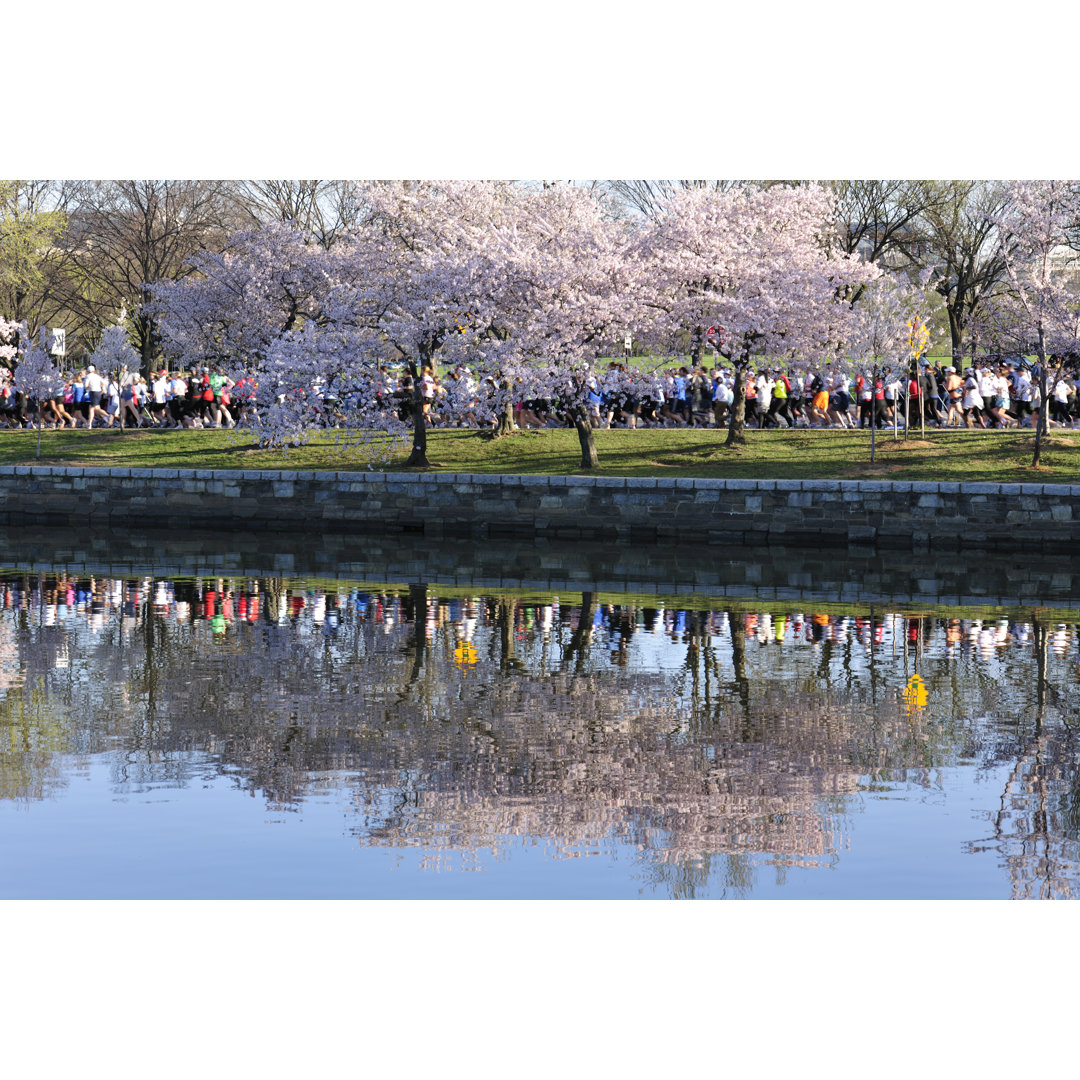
[1,557,1078,899]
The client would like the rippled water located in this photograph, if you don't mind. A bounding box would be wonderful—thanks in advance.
[1,549,1078,901]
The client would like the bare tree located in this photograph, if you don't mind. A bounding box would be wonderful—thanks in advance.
[230,180,358,249]
[827,179,939,268]
[58,180,236,370]
[911,181,1014,364]
[605,180,753,219]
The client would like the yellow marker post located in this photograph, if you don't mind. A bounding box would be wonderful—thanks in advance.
[454,641,478,667]
[903,673,927,717]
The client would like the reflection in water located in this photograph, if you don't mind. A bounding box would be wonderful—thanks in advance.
[0,571,1078,898]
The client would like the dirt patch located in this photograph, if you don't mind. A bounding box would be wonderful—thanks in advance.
[889,439,936,451]
[841,463,906,478]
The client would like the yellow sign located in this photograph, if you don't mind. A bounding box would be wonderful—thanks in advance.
[908,317,930,362]
[903,673,927,715]
[454,641,478,666]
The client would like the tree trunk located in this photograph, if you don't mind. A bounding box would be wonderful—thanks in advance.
[1032,329,1047,468]
[138,303,155,378]
[947,301,964,368]
[690,325,706,368]
[574,405,598,470]
[725,364,747,447]
[495,398,515,437]
[404,362,431,468]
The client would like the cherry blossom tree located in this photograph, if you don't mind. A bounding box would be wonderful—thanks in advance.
[341,181,650,470]
[0,316,20,366]
[88,322,140,369]
[842,271,936,461]
[148,223,341,372]
[346,181,526,467]
[12,325,64,456]
[249,296,410,465]
[642,184,881,446]
[989,180,1080,466]
[457,182,647,468]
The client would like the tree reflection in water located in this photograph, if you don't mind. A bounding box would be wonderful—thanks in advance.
[0,570,1078,897]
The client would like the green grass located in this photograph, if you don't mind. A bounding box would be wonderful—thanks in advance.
[2,425,1078,484]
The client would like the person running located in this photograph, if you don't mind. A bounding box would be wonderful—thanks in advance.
[827,369,852,428]
[122,374,145,427]
[42,385,75,429]
[962,371,986,428]
[944,367,965,426]
[977,363,998,426]
[104,373,121,427]
[743,371,761,427]
[208,368,235,428]
[711,369,733,428]
[84,365,110,428]
[764,368,792,428]
[855,371,874,428]
[1012,366,1034,426]
[70,369,89,426]
[987,367,1016,428]
[809,370,830,427]
[148,370,170,427]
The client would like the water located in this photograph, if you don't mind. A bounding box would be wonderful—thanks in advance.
[1,531,1078,899]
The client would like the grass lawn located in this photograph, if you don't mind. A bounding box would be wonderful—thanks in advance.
[1,425,1078,484]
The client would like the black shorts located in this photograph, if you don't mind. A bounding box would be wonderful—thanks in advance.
[88,391,102,408]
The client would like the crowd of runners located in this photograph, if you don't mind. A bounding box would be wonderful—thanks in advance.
[0,366,249,430]
[3,355,1080,432]
[410,356,1080,432]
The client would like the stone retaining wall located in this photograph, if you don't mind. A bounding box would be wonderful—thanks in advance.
[0,466,1077,551]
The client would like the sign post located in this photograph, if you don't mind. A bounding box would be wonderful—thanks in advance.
[50,328,66,358]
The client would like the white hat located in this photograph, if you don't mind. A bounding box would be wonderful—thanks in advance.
[87,364,95,371]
